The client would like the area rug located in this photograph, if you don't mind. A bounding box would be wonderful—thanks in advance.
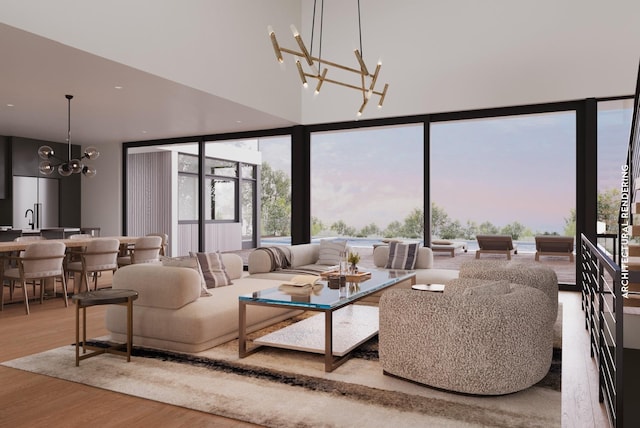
[2,319,561,428]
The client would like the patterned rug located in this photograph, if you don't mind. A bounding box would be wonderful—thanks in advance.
[2,313,561,427]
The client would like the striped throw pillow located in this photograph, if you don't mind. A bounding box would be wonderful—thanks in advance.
[191,251,232,288]
[385,242,419,270]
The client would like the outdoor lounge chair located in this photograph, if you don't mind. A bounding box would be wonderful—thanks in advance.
[534,235,574,262]
[430,240,468,257]
[475,235,518,260]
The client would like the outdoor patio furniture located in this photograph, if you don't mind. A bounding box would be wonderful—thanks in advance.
[475,235,518,260]
[430,240,468,257]
[534,235,574,262]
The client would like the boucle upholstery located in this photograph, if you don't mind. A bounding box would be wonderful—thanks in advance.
[457,260,558,316]
[379,281,555,395]
[105,253,301,353]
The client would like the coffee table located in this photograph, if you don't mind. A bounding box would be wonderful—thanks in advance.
[238,270,416,372]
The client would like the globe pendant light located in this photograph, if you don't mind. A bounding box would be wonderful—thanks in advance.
[38,94,99,177]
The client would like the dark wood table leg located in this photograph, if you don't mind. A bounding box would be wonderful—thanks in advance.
[324,310,333,372]
[75,302,80,366]
[239,301,247,357]
[126,297,133,362]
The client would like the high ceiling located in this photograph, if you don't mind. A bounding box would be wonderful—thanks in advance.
[0,23,297,147]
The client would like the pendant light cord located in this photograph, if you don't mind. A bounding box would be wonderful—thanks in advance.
[309,0,324,75]
[358,0,363,58]
[66,95,72,161]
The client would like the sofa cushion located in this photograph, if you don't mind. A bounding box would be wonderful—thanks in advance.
[192,251,232,288]
[317,239,347,265]
[161,255,212,297]
[385,242,419,270]
[432,239,453,245]
[112,264,202,309]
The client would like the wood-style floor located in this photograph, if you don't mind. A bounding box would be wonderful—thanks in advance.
[0,276,610,427]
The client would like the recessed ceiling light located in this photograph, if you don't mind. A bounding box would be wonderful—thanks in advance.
[6,104,14,107]
[114,85,123,90]
[142,130,148,134]
[236,120,242,123]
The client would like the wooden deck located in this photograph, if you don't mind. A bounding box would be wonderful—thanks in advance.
[429,250,576,284]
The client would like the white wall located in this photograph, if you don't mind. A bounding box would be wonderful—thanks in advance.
[0,0,303,124]
[3,0,640,125]
[81,142,121,236]
[299,0,640,122]
[6,0,640,234]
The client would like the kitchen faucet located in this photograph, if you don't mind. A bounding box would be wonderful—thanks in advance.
[25,208,34,230]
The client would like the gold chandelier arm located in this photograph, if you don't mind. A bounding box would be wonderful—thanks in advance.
[279,47,370,77]
[301,71,386,96]
[354,50,369,76]
[269,31,284,63]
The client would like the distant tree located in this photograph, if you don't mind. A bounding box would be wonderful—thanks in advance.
[440,220,463,240]
[359,223,381,237]
[564,208,576,237]
[261,162,291,236]
[597,188,621,233]
[461,220,478,240]
[402,208,424,239]
[431,203,450,238]
[330,220,348,235]
[344,226,357,236]
[383,221,404,238]
[501,221,527,240]
[477,221,499,235]
[311,216,325,236]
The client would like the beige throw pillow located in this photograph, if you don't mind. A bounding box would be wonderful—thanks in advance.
[161,255,212,297]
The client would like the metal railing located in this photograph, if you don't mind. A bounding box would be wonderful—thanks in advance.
[580,234,624,427]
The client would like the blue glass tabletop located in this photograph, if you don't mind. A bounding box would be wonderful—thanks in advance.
[239,269,415,309]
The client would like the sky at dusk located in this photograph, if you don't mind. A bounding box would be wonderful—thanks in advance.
[257,103,631,236]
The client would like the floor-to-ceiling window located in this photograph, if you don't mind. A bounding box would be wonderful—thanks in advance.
[310,124,424,243]
[126,134,292,255]
[431,111,576,283]
[597,99,633,245]
[209,136,292,247]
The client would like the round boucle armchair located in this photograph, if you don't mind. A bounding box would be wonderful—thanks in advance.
[458,259,558,317]
[379,278,556,395]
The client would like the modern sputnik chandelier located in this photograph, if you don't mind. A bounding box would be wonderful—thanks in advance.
[38,94,99,177]
[268,0,388,116]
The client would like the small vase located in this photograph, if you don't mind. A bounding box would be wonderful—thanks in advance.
[350,263,358,274]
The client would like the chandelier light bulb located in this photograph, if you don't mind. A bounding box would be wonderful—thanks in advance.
[69,159,83,174]
[39,161,54,175]
[84,146,100,160]
[82,166,97,177]
[38,145,54,159]
[58,163,73,177]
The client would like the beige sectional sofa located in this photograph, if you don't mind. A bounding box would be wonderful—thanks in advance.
[105,243,459,353]
[249,243,459,285]
[248,243,459,304]
[105,253,301,353]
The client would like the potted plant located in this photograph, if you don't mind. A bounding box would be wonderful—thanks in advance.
[348,251,361,273]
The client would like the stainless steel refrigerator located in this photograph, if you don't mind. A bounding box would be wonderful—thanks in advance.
[12,176,59,230]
